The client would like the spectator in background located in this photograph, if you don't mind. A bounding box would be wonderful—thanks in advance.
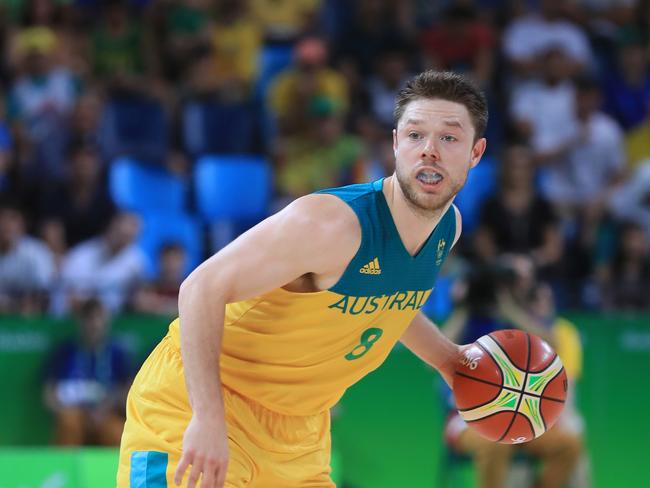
[275,95,364,199]
[132,242,186,316]
[56,212,147,314]
[596,221,650,310]
[527,281,585,441]
[441,262,583,488]
[38,217,67,273]
[179,43,220,97]
[603,35,650,132]
[419,2,495,87]
[474,143,563,278]
[7,0,83,73]
[38,142,115,248]
[7,27,79,190]
[604,33,650,169]
[510,46,579,167]
[269,36,348,136]
[90,0,157,93]
[540,76,625,246]
[0,199,55,314]
[502,0,593,80]
[210,0,262,101]
[333,0,413,76]
[69,90,103,149]
[609,159,650,237]
[44,298,131,446]
[249,0,320,43]
[154,0,212,83]
[366,43,413,130]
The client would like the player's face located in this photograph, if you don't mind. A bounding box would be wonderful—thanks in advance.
[393,98,486,216]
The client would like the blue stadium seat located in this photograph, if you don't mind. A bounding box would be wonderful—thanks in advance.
[99,95,168,164]
[194,155,271,221]
[138,212,203,279]
[181,100,260,158]
[453,157,497,235]
[109,157,187,214]
[254,44,294,101]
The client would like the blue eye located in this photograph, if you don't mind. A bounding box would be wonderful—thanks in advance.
[441,135,457,142]
[408,132,422,140]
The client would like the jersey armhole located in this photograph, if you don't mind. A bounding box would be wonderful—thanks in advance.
[313,192,367,293]
[451,204,462,249]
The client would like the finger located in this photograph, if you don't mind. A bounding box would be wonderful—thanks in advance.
[215,460,229,488]
[174,453,191,486]
[186,458,203,488]
[201,462,216,488]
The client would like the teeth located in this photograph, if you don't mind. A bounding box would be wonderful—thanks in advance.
[417,172,442,184]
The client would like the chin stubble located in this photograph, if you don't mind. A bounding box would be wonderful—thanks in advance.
[396,169,456,217]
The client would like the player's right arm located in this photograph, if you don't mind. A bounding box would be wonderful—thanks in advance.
[173,194,360,488]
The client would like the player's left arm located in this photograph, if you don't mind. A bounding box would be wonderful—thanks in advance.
[400,312,462,386]
[400,205,465,386]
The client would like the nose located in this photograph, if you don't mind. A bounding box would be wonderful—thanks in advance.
[421,137,440,161]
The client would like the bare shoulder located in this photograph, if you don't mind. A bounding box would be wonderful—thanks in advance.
[186,193,363,302]
[286,193,360,233]
[281,194,361,266]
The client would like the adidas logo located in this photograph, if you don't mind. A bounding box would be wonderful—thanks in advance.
[360,257,382,275]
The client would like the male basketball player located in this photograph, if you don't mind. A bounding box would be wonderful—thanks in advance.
[117,70,488,487]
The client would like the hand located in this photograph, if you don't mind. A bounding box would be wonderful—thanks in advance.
[174,415,229,488]
[438,344,472,388]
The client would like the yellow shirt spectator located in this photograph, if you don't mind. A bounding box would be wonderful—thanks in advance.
[211,18,262,87]
[268,38,348,133]
[552,317,583,381]
[249,0,321,40]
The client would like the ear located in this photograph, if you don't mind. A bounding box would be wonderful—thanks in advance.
[470,138,487,169]
[392,129,398,154]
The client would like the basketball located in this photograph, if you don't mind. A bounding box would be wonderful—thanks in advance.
[453,329,568,444]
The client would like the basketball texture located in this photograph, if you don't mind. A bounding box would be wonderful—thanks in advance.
[453,329,567,444]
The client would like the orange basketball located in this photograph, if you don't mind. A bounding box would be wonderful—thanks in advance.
[453,329,568,444]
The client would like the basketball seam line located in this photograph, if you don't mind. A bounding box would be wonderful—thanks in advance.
[465,410,514,425]
[528,352,558,374]
[498,332,531,443]
[454,375,505,411]
[487,332,525,374]
[539,366,567,400]
[476,340,505,386]
[520,407,537,438]
[454,371,566,403]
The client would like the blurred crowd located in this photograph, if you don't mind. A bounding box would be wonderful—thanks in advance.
[0,0,649,322]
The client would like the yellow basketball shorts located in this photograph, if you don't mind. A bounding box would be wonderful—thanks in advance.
[117,335,334,487]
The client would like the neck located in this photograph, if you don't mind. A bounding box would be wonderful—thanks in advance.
[382,175,450,255]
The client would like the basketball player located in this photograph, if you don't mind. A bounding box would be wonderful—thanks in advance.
[117,70,488,487]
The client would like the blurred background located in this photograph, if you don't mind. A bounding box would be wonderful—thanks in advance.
[0,0,648,486]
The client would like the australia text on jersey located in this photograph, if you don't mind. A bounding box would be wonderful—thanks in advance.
[328,289,432,315]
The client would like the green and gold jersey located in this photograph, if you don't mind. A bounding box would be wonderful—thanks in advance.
[169,178,456,415]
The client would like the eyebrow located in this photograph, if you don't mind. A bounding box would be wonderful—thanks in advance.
[443,119,464,129]
[402,118,465,130]
[404,118,424,126]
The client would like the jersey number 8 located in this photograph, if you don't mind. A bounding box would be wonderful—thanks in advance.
[345,327,384,360]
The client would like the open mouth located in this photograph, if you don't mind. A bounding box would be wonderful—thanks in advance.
[416,169,444,186]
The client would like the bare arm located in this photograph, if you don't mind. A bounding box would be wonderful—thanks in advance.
[400,206,465,386]
[174,194,359,488]
[400,312,462,386]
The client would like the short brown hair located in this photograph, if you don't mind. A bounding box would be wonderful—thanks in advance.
[394,70,488,139]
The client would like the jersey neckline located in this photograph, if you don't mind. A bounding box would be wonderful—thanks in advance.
[373,177,448,260]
